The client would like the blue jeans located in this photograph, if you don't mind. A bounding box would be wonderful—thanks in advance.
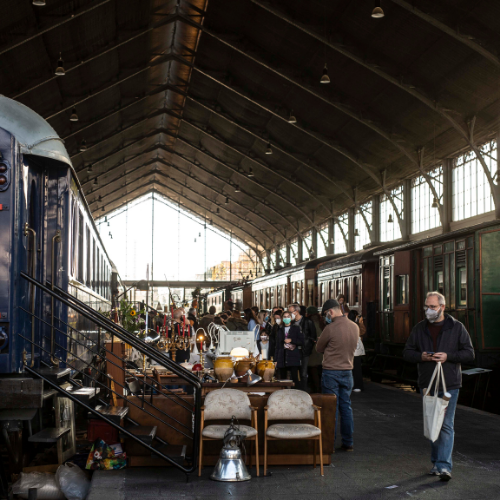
[322,369,354,447]
[423,388,459,472]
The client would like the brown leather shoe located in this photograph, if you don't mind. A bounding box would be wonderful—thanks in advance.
[340,444,353,452]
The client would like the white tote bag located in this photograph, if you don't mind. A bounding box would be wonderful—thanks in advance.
[423,362,449,442]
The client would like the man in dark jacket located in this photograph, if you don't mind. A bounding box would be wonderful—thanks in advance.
[288,303,317,391]
[199,306,216,331]
[403,291,474,481]
[225,310,248,331]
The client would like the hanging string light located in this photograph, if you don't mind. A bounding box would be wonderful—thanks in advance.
[55,53,65,76]
[320,64,330,84]
[372,0,385,18]
[225,197,229,205]
[248,168,254,177]
[288,110,297,124]
[265,143,273,155]
[33,0,46,5]
[235,185,241,193]
[80,139,87,152]
[87,164,93,173]
[93,177,98,185]
[354,228,360,237]
[70,106,79,122]
[388,214,393,223]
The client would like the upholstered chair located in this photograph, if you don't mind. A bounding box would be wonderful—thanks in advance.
[264,389,323,476]
[199,388,259,476]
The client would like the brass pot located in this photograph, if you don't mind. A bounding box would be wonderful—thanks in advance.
[213,356,234,382]
[257,359,275,382]
[234,359,252,378]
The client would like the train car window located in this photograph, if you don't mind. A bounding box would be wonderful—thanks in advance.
[101,255,104,297]
[383,276,391,310]
[467,236,473,248]
[457,240,466,250]
[436,271,444,295]
[78,212,84,282]
[71,201,78,277]
[423,246,432,257]
[434,245,443,255]
[96,248,100,295]
[444,241,454,253]
[92,239,96,291]
[344,278,349,304]
[320,283,324,305]
[458,268,467,306]
[396,275,408,305]
[353,277,360,305]
[335,280,340,298]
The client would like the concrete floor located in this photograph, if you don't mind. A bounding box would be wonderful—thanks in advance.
[87,381,500,500]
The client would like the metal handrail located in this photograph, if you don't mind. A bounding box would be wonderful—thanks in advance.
[50,230,61,366]
[23,223,37,367]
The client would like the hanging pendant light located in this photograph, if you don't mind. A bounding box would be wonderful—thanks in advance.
[107,221,110,227]
[265,143,273,155]
[199,232,201,237]
[288,110,297,124]
[33,0,46,5]
[354,228,359,237]
[55,53,65,76]
[70,106,79,122]
[98,195,102,202]
[320,63,330,84]
[104,216,107,222]
[225,197,229,205]
[93,177,98,185]
[247,168,254,177]
[372,0,385,18]
[80,139,87,152]
[235,185,240,193]
[216,207,220,214]
[87,164,93,173]
[388,214,393,223]
[101,206,105,212]
[432,198,439,208]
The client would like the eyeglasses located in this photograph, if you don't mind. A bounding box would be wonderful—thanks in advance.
[423,305,441,311]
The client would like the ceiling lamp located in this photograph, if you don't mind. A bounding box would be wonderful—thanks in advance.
[432,198,439,208]
[225,197,229,205]
[101,206,105,212]
[93,177,98,185]
[104,216,107,222]
[87,164,92,173]
[265,143,273,155]
[320,63,330,84]
[372,0,385,18]
[80,139,87,152]
[354,228,359,237]
[330,237,334,245]
[235,185,240,193]
[199,232,201,237]
[98,195,102,202]
[55,53,65,76]
[288,110,297,124]
[387,214,393,223]
[70,107,79,122]
[248,168,254,177]
[33,0,46,5]
[216,207,220,214]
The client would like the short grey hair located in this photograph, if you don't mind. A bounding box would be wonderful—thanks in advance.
[426,291,445,305]
[288,304,300,312]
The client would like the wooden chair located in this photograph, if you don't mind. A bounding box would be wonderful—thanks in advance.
[199,388,259,477]
[264,389,323,476]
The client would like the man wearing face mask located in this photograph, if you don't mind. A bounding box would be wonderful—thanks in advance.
[316,299,359,451]
[288,304,317,391]
[403,291,474,481]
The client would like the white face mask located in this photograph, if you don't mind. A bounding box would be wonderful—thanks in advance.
[275,318,282,325]
[425,307,441,323]
[291,312,296,319]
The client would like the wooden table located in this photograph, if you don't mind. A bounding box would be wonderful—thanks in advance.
[200,381,294,396]
[125,370,187,386]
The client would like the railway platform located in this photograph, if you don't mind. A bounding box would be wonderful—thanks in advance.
[87,381,500,500]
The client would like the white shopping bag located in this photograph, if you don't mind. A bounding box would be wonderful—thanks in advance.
[423,362,449,442]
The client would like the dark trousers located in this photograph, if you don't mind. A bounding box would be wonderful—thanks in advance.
[352,356,364,390]
[308,365,323,394]
[279,367,300,389]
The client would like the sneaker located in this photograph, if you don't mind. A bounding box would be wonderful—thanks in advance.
[340,444,353,452]
[439,470,452,481]
[429,466,439,476]
[353,389,361,393]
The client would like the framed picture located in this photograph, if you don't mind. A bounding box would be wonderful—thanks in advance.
[55,396,76,464]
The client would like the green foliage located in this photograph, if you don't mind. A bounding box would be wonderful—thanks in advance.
[118,299,145,334]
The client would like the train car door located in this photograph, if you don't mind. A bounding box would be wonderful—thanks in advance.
[393,251,411,343]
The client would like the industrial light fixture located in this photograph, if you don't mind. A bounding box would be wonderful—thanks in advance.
[354,228,359,237]
[194,238,197,243]
[265,143,273,155]
[288,110,297,124]
[247,168,254,177]
[235,185,240,193]
[87,164,92,173]
[33,0,46,5]
[70,106,79,122]
[93,177,98,185]
[216,207,220,214]
[372,0,385,18]
[330,237,334,245]
[199,232,201,237]
[432,198,439,208]
[98,195,102,202]
[101,206,105,212]
[108,231,111,237]
[80,139,87,152]
[55,53,65,76]
[320,63,330,84]
[225,197,229,204]
[388,214,393,223]
[107,221,110,227]
[104,216,107,222]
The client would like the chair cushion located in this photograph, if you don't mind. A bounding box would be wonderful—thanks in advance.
[266,423,321,439]
[204,389,252,421]
[202,424,257,440]
[267,389,315,420]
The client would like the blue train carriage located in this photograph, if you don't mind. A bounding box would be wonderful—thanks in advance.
[0,95,114,380]
[374,221,500,410]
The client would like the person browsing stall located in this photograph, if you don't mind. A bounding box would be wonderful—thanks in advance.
[316,299,359,451]
[403,291,474,481]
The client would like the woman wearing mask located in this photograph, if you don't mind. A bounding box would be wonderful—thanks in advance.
[268,311,282,359]
[347,310,366,392]
[274,311,304,389]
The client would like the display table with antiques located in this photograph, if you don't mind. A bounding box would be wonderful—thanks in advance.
[124,393,337,467]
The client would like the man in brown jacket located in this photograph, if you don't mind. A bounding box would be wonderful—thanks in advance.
[316,299,359,451]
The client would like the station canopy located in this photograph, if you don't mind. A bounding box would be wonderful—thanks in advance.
[2,0,500,252]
